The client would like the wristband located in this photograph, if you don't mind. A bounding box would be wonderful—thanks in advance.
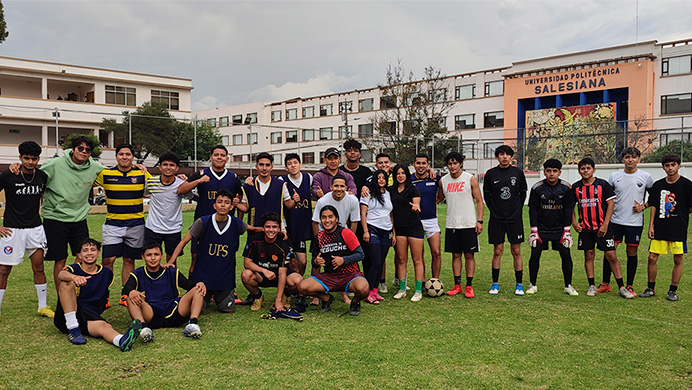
[477,220,483,224]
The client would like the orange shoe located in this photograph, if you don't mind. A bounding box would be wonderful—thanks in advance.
[626,285,636,297]
[104,298,111,309]
[596,283,611,293]
[464,286,475,298]
[446,284,463,296]
[119,294,128,307]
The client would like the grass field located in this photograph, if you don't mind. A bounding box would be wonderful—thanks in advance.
[1,205,690,389]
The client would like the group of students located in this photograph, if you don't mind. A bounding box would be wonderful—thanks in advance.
[0,136,688,351]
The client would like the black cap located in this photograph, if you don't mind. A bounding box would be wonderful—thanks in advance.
[325,147,340,158]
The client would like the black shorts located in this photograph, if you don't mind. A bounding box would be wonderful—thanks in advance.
[395,224,425,239]
[203,289,235,313]
[102,243,143,260]
[445,228,479,254]
[258,269,296,287]
[43,219,89,261]
[488,220,525,245]
[54,301,106,337]
[144,228,182,256]
[147,307,188,329]
[578,229,616,252]
[291,240,308,254]
[533,240,570,251]
[611,223,642,246]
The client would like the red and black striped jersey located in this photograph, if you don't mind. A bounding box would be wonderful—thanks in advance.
[573,178,616,231]
[316,226,361,274]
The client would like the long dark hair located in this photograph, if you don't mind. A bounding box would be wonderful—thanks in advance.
[390,164,412,190]
[369,169,388,205]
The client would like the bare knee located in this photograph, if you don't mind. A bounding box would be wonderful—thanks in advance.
[241,269,253,282]
[0,265,11,279]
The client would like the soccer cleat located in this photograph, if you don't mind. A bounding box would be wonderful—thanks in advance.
[37,306,55,318]
[378,282,388,294]
[392,278,399,288]
[464,286,475,299]
[410,292,423,302]
[119,319,142,352]
[318,294,334,312]
[667,291,679,301]
[596,283,611,294]
[564,285,579,296]
[618,286,635,299]
[514,283,525,296]
[349,300,361,316]
[626,285,637,297]
[250,293,264,311]
[294,296,308,312]
[374,291,385,301]
[489,283,500,295]
[526,284,538,294]
[140,327,154,343]
[366,294,380,305]
[239,294,255,306]
[67,327,87,345]
[276,308,304,321]
[393,290,407,300]
[119,295,128,307]
[639,287,656,298]
[104,298,111,309]
[586,285,598,297]
[183,323,202,338]
[446,284,463,296]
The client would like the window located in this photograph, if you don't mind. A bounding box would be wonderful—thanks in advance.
[303,106,315,118]
[359,98,374,112]
[207,118,217,127]
[302,152,315,164]
[380,95,396,109]
[246,113,258,123]
[320,127,333,140]
[358,123,373,138]
[195,120,203,127]
[271,132,282,144]
[485,81,504,96]
[232,115,243,125]
[233,134,243,145]
[248,133,258,144]
[151,90,179,110]
[406,92,424,106]
[455,84,475,100]
[455,114,475,130]
[271,110,282,122]
[339,101,353,114]
[484,142,504,158]
[661,93,692,114]
[286,108,298,120]
[302,129,314,141]
[105,85,136,106]
[361,149,373,163]
[286,130,298,143]
[429,88,447,103]
[339,125,352,138]
[484,111,504,127]
[219,117,229,127]
[320,104,333,116]
[272,153,282,163]
[662,55,692,76]
[222,135,229,145]
[233,155,244,162]
[462,143,476,159]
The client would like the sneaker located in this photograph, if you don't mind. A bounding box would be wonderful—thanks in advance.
[596,283,611,294]
[626,285,637,297]
[140,327,154,343]
[393,290,407,299]
[366,294,380,305]
[318,294,334,312]
[410,292,423,302]
[514,283,525,296]
[586,285,598,297]
[277,308,304,321]
[378,282,388,294]
[119,295,128,307]
[464,286,475,299]
[639,287,656,298]
[67,327,87,345]
[183,323,202,338]
[392,278,399,288]
[446,284,463,296]
[349,300,361,316]
[239,294,255,306]
[564,285,579,296]
[104,297,111,309]
[667,291,679,301]
[294,296,308,309]
[489,283,500,295]
[618,286,635,299]
[526,284,538,294]
[119,319,142,352]
[37,306,55,318]
[250,293,264,311]
[374,291,385,301]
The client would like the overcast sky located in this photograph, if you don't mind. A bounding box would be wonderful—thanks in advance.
[3,1,691,111]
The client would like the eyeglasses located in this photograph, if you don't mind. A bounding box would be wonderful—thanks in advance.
[76,146,92,153]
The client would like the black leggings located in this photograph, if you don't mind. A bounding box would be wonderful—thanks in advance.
[364,226,392,289]
[529,240,573,287]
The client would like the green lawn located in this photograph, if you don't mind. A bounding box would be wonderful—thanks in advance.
[0,205,690,389]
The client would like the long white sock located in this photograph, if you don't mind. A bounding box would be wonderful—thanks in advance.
[64,311,79,330]
[113,334,123,347]
[35,283,48,309]
[0,289,5,314]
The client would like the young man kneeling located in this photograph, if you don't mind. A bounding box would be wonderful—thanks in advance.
[54,238,141,351]
[125,242,206,340]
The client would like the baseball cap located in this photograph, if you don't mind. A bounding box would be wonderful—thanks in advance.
[325,147,340,158]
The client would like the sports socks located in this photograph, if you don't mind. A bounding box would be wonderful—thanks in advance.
[491,268,500,283]
[669,285,678,292]
[64,311,79,330]
[515,270,523,284]
[415,280,423,293]
[602,255,612,284]
[0,289,5,314]
[398,279,406,291]
[466,277,473,287]
[113,334,123,347]
[252,291,262,299]
[588,277,595,286]
[35,283,48,310]
[454,276,462,285]
[189,317,198,325]
[615,278,624,288]
[626,255,638,286]
[648,281,656,289]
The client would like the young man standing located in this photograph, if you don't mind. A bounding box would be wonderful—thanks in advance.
[280,153,313,276]
[340,139,372,194]
[572,158,634,299]
[312,147,357,198]
[640,154,692,301]
[599,147,654,295]
[411,153,442,280]
[0,141,53,319]
[483,145,527,296]
[437,152,484,298]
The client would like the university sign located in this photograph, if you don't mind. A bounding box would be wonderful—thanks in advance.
[525,67,621,95]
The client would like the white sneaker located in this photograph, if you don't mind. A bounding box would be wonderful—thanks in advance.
[564,284,579,296]
[140,327,154,343]
[410,292,423,302]
[393,290,407,300]
[526,284,538,294]
[378,282,388,294]
[618,286,635,299]
[183,323,202,338]
[586,285,597,297]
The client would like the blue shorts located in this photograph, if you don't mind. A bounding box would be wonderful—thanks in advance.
[368,225,393,247]
[611,223,643,246]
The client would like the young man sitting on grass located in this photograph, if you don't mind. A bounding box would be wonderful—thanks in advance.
[124,242,206,341]
[54,238,141,351]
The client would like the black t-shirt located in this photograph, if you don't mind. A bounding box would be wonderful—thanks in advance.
[0,169,47,228]
[389,184,422,230]
[340,164,372,193]
[483,165,527,223]
[242,233,292,275]
[528,179,575,240]
[648,176,692,242]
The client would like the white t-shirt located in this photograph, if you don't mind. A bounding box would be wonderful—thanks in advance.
[609,169,654,226]
[440,171,478,229]
[312,192,361,232]
[145,176,185,234]
[257,177,290,201]
[286,173,312,189]
[360,191,393,231]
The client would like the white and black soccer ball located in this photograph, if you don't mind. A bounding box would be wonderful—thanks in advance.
[424,278,445,297]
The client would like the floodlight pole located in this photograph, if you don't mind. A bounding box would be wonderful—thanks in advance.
[194,117,198,170]
[53,107,60,157]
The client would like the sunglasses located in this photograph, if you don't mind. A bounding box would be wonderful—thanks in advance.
[76,146,92,153]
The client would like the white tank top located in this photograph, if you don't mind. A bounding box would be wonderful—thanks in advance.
[441,171,477,229]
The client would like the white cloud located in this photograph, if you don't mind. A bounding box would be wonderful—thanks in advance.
[192,96,227,111]
[247,72,361,103]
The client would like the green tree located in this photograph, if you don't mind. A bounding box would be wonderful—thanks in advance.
[170,122,222,166]
[62,133,102,159]
[0,0,8,44]
[642,139,692,163]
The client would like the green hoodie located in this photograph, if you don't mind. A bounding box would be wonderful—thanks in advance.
[40,151,106,222]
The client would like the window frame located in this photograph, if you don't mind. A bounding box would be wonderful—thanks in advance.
[484,81,504,97]
[455,84,476,100]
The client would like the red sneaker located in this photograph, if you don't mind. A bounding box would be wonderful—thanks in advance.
[119,294,128,307]
[464,286,475,298]
[596,283,611,293]
[626,285,636,297]
[446,284,463,296]
[104,298,111,309]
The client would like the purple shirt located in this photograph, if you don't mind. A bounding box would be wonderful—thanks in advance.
[311,167,357,198]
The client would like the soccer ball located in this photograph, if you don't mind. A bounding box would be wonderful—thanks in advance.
[424,278,445,297]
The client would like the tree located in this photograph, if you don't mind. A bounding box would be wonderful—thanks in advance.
[642,139,692,163]
[0,1,8,44]
[62,133,102,159]
[170,122,222,166]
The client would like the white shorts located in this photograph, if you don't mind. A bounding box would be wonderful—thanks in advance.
[102,224,145,248]
[421,218,441,239]
[0,226,47,266]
